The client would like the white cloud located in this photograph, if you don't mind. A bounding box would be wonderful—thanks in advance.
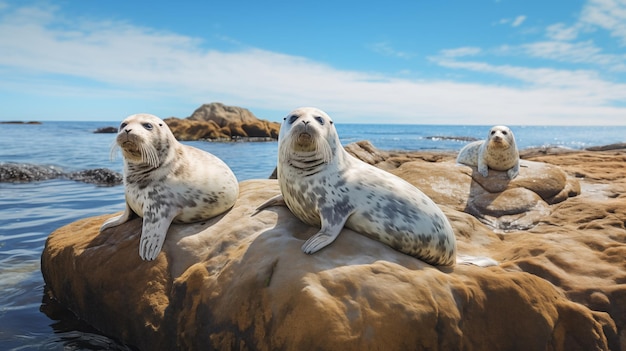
[0,3,625,125]
[511,15,527,27]
[496,15,526,27]
[439,47,482,58]
[581,0,626,44]
[368,42,413,59]
[520,40,626,71]
[546,23,580,41]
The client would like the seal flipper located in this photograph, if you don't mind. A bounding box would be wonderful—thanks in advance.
[507,162,520,179]
[477,157,489,177]
[301,214,350,254]
[139,207,177,261]
[99,202,137,232]
[252,194,286,215]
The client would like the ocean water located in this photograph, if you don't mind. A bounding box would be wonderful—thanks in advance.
[0,121,625,350]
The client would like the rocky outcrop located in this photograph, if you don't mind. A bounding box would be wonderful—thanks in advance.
[0,163,122,186]
[164,102,280,141]
[41,144,626,350]
[0,121,42,124]
[93,126,118,133]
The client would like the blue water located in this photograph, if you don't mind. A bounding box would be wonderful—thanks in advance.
[1,121,624,350]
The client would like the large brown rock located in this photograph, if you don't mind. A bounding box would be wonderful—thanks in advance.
[41,145,626,350]
[164,103,280,141]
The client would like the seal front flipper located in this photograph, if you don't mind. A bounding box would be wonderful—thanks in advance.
[99,202,137,232]
[507,162,520,179]
[477,157,489,177]
[301,214,350,254]
[139,208,177,261]
[253,194,286,215]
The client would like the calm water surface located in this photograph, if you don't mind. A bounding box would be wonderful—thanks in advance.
[1,121,625,350]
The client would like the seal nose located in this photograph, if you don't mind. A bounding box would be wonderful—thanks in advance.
[302,120,310,126]
[124,128,132,134]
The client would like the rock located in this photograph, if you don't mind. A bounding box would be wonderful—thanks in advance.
[0,163,122,186]
[41,147,626,350]
[187,102,261,126]
[0,121,42,124]
[424,135,480,142]
[164,103,280,141]
[93,126,118,133]
[67,168,123,186]
[585,143,626,152]
[0,163,63,182]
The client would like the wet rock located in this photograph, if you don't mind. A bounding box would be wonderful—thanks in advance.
[0,163,122,186]
[67,168,123,186]
[94,127,118,133]
[0,163,63,182]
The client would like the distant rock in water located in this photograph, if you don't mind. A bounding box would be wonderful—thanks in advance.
[0,163,122,186]
[67,168,123,186]
[585,142,626,151]
[0,121,42,125]
[164,102,280,141]
[94,126,118,133]
[0,163,63,182]
[424,135,479,142]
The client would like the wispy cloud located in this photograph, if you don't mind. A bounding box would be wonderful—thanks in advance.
[496,15,527,27]
[511,15,527,27]
[367,42,414,59]
[494,40,626,72]
[581,0,626,45]
[439,47,482,58]
[545,23,581,41]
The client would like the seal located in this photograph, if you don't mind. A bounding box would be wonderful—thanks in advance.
[256,107,457,266]
[456,125,520,179]
[100,113,239,260]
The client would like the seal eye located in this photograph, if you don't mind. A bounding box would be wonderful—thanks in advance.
[501,131,508,135]
[143,123,153,130]
[287,115,299,124]
[314,116,324,125]
[120,122,127,129]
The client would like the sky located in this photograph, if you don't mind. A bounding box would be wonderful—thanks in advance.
[1,0,626,125]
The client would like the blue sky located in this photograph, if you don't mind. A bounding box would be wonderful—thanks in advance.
[1,0,626,125]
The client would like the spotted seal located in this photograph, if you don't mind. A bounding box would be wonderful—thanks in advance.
[256,107,457,266]
[456,125,519,179]
[100,113,239,260]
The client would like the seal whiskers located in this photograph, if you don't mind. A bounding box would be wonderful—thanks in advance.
[140,142,160,169]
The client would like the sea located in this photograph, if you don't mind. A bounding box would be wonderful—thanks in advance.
[1,121,625,350]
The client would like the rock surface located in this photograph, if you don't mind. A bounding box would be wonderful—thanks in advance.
[0,120,42,124]
[41,143,626,351]
[0,163,122,186]
[93,126,118,133]
[164,102,280,141]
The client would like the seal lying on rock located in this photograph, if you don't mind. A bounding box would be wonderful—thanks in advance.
[257,107,457,266]
[456,125,520,179]
[100,113,239,260]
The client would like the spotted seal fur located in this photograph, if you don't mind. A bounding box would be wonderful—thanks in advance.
[256,107,457,266]
[100,113,239,260]
[456,125,520,180]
